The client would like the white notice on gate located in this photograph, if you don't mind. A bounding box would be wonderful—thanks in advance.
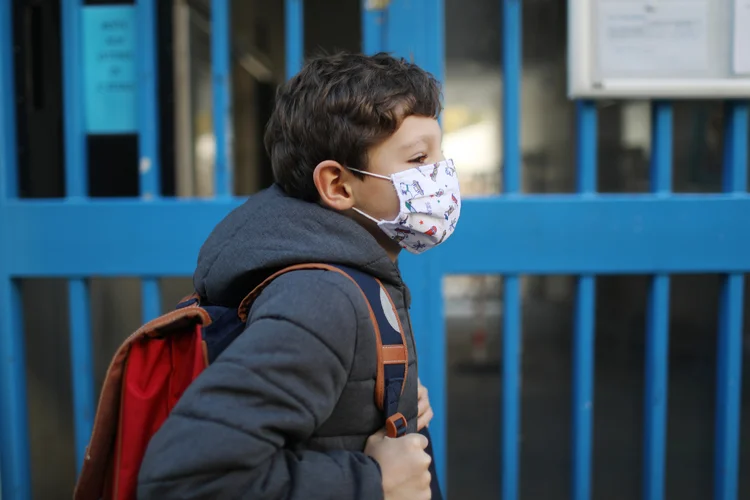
[597,0,710,75]
[733,0,750,74]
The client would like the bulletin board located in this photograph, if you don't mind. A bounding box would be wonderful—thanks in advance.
[82,5,137,133]
[568,0,750,98]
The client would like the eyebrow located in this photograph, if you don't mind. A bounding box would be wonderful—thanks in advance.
[399,136,432,151]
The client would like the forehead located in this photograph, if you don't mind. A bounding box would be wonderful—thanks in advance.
[379,115,442,153]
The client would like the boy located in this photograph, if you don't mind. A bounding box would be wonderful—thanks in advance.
[137,52,460,500]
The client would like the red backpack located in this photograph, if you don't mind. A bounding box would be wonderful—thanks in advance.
[73,263,410,500]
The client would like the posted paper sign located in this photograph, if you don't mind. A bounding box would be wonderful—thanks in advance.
[82,5,137,134]
[597,0,710,74]
[734,0,750,74]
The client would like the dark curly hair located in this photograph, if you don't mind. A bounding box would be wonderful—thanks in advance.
[264,52,443,201]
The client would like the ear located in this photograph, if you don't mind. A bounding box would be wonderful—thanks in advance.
[313,160,356,211]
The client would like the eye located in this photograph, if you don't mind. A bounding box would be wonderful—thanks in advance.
[409,154,428,164]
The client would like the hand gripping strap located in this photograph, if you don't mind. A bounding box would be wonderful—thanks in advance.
[237,263,409,437]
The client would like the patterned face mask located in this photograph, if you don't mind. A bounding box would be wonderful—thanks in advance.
[350,159,461,254]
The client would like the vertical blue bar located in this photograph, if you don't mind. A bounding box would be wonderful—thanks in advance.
[0,279,30,500]
[211,0,232,197]
[714,274,745,500]
[502,0,522,195]
[650,103,673,195]
[137,0,160,198]
[63,0,96,473]
[68,280,95,471]
[644,275,670,500]
[1,2,31,498]
[572,101,597,500]
[0,0,17,200]
[285,0,304,79]
[643,101,672,500]
[414,0,447,489]
[375,0,447,489]
[63,0,87,198]
[137,0,162,327]
[428,258,447,495]
[422,0,445,86]
[142,278,162,323]
[575,102,598,195]
[501,2,522,500]
[362,0,386,55]
[720,102,748,194]
[501,276,521,500]
[714,101,748,500]
[400,252,448,493]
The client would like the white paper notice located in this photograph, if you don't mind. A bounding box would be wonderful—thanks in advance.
[597,0,710,75]
[734,0,750,74]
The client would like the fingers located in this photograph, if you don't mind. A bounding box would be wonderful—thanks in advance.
[418,383,430,415]
[405,432,429,450]
[417,407,434,431]
[367,428,387,443]
[418,393,429,417]
[418,382,428,402]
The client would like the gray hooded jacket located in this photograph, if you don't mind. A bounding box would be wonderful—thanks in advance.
[137,185,419,499]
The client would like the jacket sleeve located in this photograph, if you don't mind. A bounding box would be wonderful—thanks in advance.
[137,271,384,500]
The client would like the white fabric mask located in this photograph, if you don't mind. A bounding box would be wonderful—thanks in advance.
[350,159,460,254]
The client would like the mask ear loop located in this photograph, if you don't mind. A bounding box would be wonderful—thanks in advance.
[352,207,383,224]
[348,167,392,181]
[347,167,398,223]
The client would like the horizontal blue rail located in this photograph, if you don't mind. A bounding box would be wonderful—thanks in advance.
[2,194,750,277]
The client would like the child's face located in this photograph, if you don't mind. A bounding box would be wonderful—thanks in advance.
[352,115,443,225]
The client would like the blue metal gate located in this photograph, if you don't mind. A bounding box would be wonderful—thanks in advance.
[1,1,749,499]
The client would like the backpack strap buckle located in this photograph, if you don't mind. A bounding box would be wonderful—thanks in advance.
[385,412,408,438]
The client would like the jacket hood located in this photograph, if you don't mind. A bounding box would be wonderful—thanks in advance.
[193,184,405,306]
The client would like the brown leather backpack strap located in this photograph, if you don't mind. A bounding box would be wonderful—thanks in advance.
[237,263,352,322]
[371,277,409,437]
[374,277,408,396]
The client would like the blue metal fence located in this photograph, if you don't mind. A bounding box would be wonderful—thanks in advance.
[0,0,748,499]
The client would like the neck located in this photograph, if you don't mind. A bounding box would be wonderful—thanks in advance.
[373,228,402,262]
[349,208,402,262]
[385,246,401,262]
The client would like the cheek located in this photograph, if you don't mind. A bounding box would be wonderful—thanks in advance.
[380,187,402,220]
[364,181,401,220]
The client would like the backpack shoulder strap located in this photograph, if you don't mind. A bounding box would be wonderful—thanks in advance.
[237,263,409,438]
